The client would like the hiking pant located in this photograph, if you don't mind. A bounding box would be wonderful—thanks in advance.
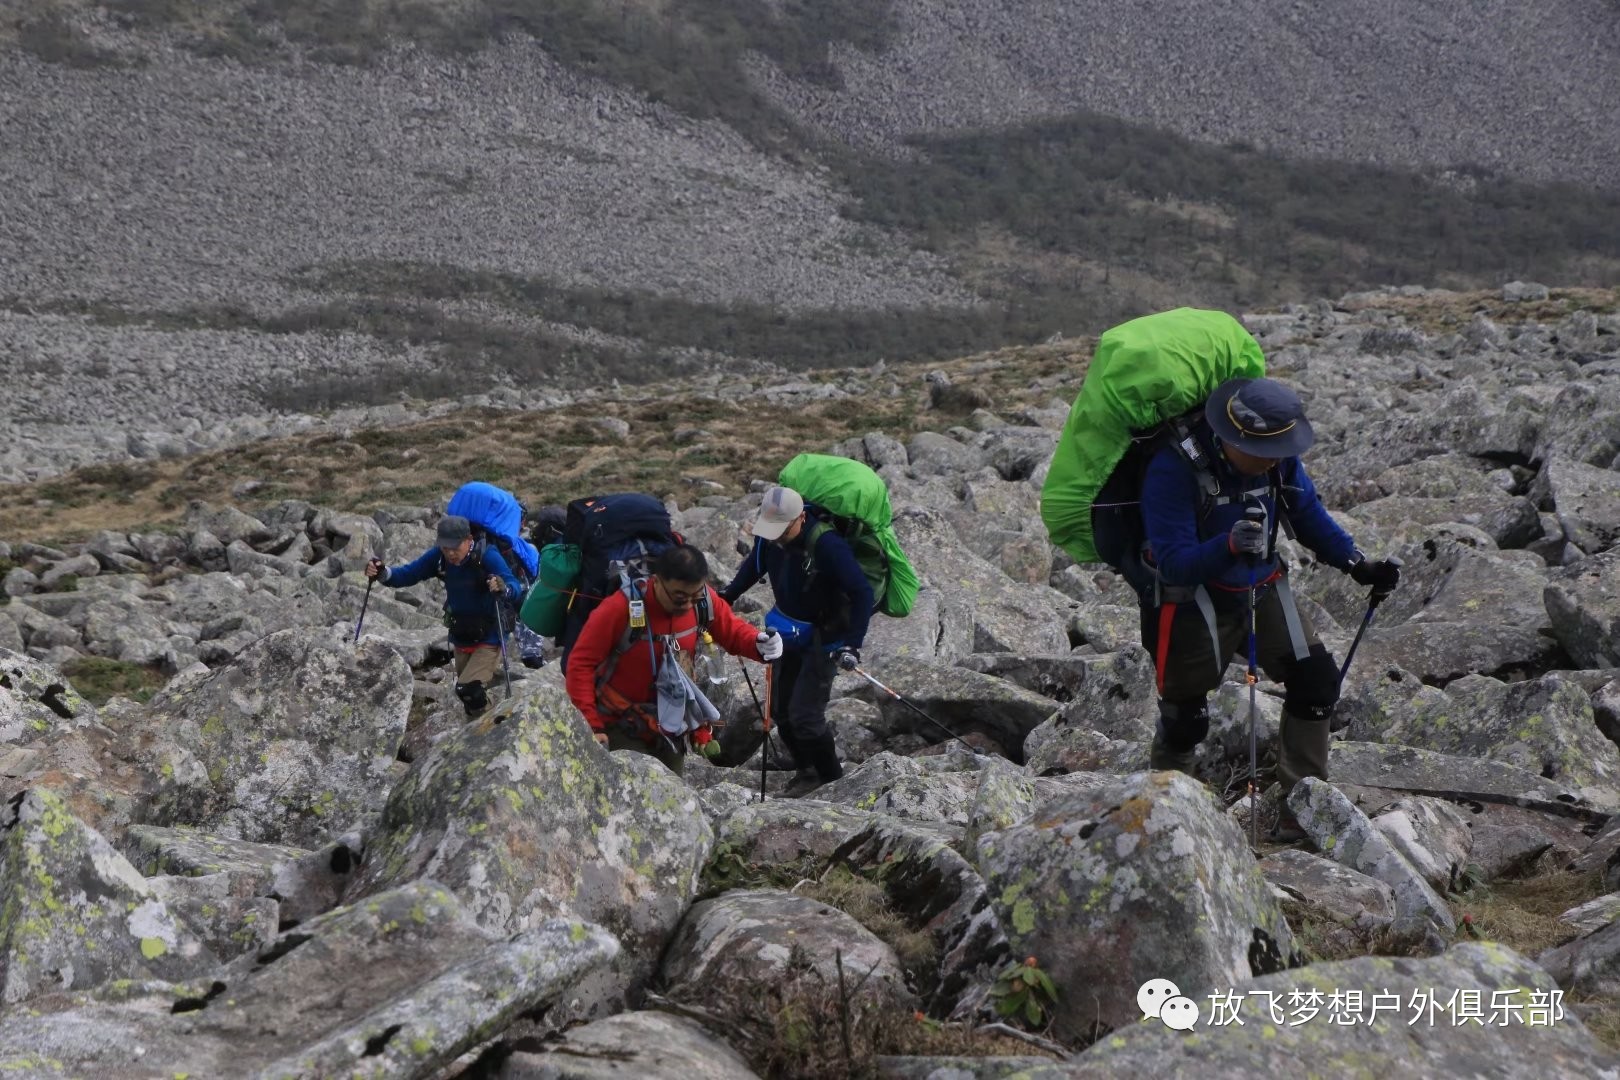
[606,725,686,777]
[1139,580,1341,791]
[769,643,843,783]
[453,645,501,718]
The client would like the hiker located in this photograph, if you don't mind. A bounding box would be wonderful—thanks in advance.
[366,514,523,720]
[566,543,781,775]
[719,485,873,795]
[1138,376,1400,838]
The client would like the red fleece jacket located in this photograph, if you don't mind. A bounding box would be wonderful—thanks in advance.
[566,583,763,732]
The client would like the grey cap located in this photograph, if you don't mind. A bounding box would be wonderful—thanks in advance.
[436,515,472,546]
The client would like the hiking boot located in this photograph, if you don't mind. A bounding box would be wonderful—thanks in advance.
[1149,738,1197,776]
[785,772,829,798]
[1270,809,1308,844]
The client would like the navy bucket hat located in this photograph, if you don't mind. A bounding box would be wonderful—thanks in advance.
[1205,377,1316,458]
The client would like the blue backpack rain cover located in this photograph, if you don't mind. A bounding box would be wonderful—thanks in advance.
[447,481,540,580]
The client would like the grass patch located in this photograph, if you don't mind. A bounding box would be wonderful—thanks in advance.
[1448,865,1605,958]
[799,866,940,989]
[60,656,169,704]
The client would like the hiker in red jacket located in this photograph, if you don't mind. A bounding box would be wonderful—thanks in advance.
[566,544,782,775]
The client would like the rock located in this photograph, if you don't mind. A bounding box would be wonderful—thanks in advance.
[714,800,881,869]
[1546,551,1620,668]
[954,649,1156,740]
[1540,911,1620,1000]
[872,1057,1057,1079]
[349,683,713,1015]
[1369,796,1475,893]
[1346,670,1620,807]
[183,500,273,547]
[976,771,1298,1040]
[976,427,1060,483]
[831,817,1008,1016]
[2,566,38,598]
[38,552,100,590]
[0,648,95,744]
[1260,848,1396,934]
[146,872,279,960]
[907,432,985,476]
[1,789,217,1005]
[1348,492,1542,549]
[498,1010,760,1079]
[1532,457,1620,554]
[1327,739,1601,814]
[1023,722,1148,776]
[660,889,915,1016]
[1560,893,1620,937]
[1057,944,1607,1075]
[0,881,619,1078]
[846,657,1057,760]
[137,628,411,847]
[814,754,982,827]
[1504,280,1552,302]
[1288,778,1457,941]
[121,822,309,887]
[1470,823,1557,881]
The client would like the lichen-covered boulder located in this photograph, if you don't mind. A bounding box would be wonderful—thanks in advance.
[1,788,217,1004]
[832,817,1008,1016]
[963,760,1116,855]
[1260,848,1396,955]
[1545,550,1620,668]
[349,683,713,1011]
[0,881,619,1078]
[1533,456,1620,554]
[1023,718,1148,776]
[1054,945,1611,1075]
[498,1010,761,1079]
[1540,910,1620,1000]
[715,800,881,868]
[146,872,279,960]
[1288,778,1456,942]
[0,648,95,745]
[136,628,411,847]
[121,822,310,886]
[1370,796,1475,893]
[1328,738,1600,811]
[813,753,983,827]
[660,889,915,1016]
[847,657,1058,760]
[1347,670,1620,807]
[957,648,1157,744]
[976,771,1297,1039]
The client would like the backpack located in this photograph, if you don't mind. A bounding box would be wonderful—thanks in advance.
[519,541,583,641]
[1040,308,1268,571]
[446,481,540,586]
[777,453,919,617]
[556,493,683,656]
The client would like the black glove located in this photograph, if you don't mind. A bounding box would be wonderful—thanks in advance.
[1227,518,1267,557]
[1350,556,1401,599]
[834,647,860,673]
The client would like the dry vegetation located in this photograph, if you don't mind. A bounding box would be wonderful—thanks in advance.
[0,347,1084,543]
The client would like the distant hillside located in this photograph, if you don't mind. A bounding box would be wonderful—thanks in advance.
[2,1,1618,482]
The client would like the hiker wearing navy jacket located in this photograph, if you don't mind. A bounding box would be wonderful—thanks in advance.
[1138,378,1400,839]
[720,485,873,794]
[367,514,523,719]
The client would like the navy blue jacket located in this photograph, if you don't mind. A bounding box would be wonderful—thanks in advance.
[381,543,522,646]
[720,515,873,650]
[1142,425,1358,591]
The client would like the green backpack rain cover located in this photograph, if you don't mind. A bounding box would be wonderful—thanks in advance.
[778,453,919,618]
[1039,308,1266,564]
[519,542,583,640]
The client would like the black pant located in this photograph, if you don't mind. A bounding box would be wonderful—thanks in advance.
[769,644,842,781]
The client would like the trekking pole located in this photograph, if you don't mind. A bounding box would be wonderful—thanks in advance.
[1338,556,1402,685]
[852,666,979,755]
[353,561,376,642]
[739,658,772,803]
[1244,506,1264,850]
[493,600,514,699]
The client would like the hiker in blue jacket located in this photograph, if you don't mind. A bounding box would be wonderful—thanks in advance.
[1139,377,1400,839]
[720,485,873,794]
[366,514,523,719]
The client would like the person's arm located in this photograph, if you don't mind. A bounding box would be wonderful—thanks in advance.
[718,538,767,604]
[1140,452,1237,587]
[381,548,440,588]
[565,594,629,733]
[1277,460,1359,570]
[814,530,873,649]
[708,589,764,662]
[481,545,524,598]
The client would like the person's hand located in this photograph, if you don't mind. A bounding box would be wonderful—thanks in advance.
[487,575,505,595]
[1350,556,1402,600]
[834,647,860,673]
[365,558,385,581]
[756,630,783,662]
[1227,518,1267,557]
[594,732,609,747]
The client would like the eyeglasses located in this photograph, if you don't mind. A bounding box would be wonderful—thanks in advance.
[660,583,706,605]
